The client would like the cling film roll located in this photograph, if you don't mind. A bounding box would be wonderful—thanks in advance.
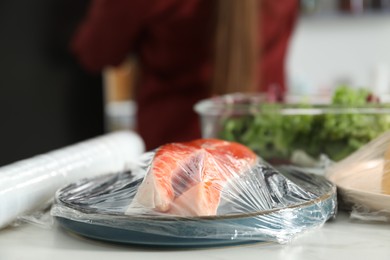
[0,131,145,229]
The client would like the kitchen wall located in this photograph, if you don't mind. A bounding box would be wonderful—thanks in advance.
[0,0,104,166]
[287,13,390,99]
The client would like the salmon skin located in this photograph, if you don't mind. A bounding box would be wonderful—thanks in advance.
[130,139,257,216]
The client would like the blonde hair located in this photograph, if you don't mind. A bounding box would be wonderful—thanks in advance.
[212,0,260,95]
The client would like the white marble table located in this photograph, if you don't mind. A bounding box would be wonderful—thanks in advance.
[1,212,389,260]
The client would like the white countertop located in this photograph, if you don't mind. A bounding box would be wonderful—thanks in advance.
[1,212,389,260]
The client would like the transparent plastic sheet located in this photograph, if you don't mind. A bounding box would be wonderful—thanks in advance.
[51,139,337,244]
[326,131,390,222]
[0,131,145,229]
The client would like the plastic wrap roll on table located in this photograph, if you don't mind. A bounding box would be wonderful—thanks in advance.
[0,131,145,229]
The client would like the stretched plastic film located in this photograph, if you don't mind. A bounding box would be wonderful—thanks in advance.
[326,131,390,222]
[0,131,145,229]
[52,139,336,244]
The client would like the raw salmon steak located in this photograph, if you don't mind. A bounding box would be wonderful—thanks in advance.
[129,139,257,216]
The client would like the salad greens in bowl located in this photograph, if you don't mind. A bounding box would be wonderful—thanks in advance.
[194,86,390,164]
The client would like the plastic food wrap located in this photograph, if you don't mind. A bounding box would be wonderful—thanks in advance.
[0,131,145,229]
[52,139,337,245]
[326,131,390,222]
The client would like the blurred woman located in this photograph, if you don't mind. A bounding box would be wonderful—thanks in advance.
[72,0,299,150]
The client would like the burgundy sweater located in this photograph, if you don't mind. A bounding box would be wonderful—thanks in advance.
[71,0,298,150]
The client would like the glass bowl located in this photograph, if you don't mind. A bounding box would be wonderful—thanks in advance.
[194,93,390,165]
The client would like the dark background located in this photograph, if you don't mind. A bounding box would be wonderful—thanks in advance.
[0,0,104,166]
